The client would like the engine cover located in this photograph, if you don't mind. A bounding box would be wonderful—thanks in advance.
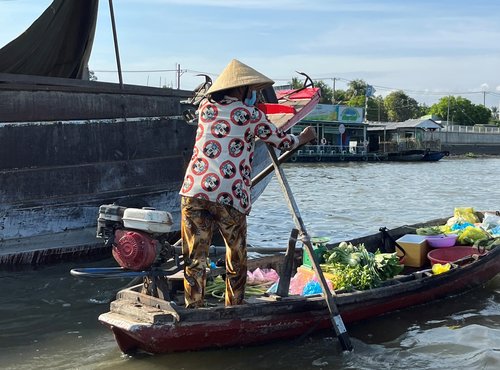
[112,229,158,271]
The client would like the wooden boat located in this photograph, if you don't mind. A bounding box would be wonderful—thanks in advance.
[422,150,449,161]
[387,150,426,161]
[0,1,320,265]
[387,149,449,162]
[97,213,499,354]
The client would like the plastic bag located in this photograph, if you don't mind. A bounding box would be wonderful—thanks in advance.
[262,268,279,282]
[457,226,489,245]
[246,270,255,285]
[489,225,500,238]
[247,268,279,285]
[266,281,278,294]
[450,221,474,232]
[482,212,500,229]
[303,281,322,296]
[289,269,312,295]
[454,207,479,224]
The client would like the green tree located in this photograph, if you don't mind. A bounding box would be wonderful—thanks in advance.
[416,103,430,118]
[313,80,333,104]
[429,96,491,125]
[384,90,419,122]
[472,104,492,125]
[289,78,333,104]
[491,106,498,120]
[346,79,367,100]
[290,77,302,89]
[346,95,365,108]
[370,96,388,122]
[332,88,348,105]
[347,95,387,122]
[490,106,500,125]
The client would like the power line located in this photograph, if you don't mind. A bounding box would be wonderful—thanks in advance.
[91,67,500,101]
[93,69,180,73]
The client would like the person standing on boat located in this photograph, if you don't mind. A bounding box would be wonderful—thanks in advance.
[179,59,316,308]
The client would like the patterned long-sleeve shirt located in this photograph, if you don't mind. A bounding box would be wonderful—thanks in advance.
[180,96,299,215]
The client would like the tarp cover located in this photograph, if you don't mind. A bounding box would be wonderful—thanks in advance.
[0,0,99,79]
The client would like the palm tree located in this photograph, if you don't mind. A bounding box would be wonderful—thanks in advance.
[491,106,499,120]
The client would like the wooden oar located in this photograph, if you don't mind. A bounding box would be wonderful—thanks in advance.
[266,144,353,352]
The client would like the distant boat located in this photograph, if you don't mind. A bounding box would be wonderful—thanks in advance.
[387,149,449,162]
[284,117,451,163]
[422,150,449,161]
[0,0,319,265]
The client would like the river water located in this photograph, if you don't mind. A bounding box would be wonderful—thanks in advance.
[1,157,499,369]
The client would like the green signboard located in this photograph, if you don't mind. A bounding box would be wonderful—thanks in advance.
[307,104,364,123]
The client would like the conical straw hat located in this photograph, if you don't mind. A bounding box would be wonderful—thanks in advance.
[206,59,274,95]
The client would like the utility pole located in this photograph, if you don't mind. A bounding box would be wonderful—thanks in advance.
[447,96,450,126]
[176,64,181,90]
[332,78,336,104]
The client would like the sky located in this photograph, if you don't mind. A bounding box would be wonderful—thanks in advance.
[1,0,500,108]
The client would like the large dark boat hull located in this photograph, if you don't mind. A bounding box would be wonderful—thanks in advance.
[0,74,273,264]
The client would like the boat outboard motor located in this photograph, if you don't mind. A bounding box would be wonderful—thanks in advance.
[97,204,174,271]
[71,205,179,300]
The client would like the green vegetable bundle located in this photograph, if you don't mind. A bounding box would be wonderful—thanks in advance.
[321,242,403,291]
[205,276,270,301]
[416,226,445,236]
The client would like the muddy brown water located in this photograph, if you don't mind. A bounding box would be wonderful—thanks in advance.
[1,157,499,369]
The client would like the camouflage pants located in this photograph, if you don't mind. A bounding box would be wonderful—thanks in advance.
[181,196,247,307]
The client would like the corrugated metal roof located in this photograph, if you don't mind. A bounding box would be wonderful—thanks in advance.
[367,119,443,131]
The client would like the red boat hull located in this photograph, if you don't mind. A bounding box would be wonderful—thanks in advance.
[99,246,499,354]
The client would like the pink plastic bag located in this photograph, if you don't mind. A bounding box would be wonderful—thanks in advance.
[289,269,334,295]
[262,268,279,282]
[289,269,313,295]
[247,268,280,285]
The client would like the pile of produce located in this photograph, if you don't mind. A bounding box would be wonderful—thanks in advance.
[321,242,403,291]
[416,208,500,250]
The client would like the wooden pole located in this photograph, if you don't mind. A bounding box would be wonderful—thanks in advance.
[266,145,353,351]
[108,0,123,89]
[276,228,299,297]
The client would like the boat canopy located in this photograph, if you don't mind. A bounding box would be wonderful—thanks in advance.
[0,0,98,79]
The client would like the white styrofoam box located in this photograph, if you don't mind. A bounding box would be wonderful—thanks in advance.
[122,207,173,233]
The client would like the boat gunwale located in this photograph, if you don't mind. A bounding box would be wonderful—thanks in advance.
[102,235,499,325]
[0,72,193,97]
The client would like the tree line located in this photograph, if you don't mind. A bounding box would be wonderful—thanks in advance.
[290,78,498,126]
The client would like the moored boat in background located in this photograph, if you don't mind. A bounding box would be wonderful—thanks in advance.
[386,149,449,162]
